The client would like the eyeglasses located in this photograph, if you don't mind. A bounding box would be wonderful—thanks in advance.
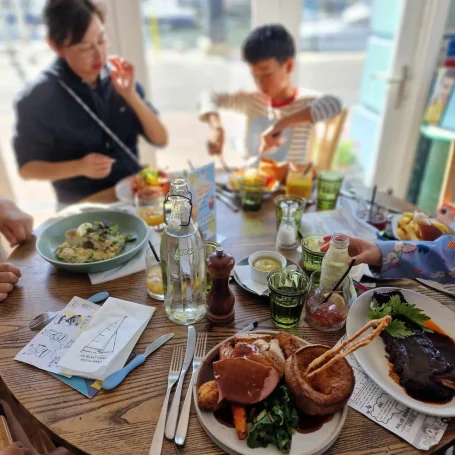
[71,35,108,55]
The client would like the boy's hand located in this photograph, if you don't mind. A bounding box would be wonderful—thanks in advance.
[260,123,284,154]
[207,127,224,156]
[0,200,34,247]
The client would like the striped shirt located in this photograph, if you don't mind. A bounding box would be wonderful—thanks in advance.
[199,88,342,164]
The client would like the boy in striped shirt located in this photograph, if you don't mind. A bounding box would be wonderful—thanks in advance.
[199,24,342,164]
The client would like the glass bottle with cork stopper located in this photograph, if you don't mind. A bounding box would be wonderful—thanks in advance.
[206,247,235,325]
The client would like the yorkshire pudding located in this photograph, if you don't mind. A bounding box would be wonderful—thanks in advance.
[285,344,355,416]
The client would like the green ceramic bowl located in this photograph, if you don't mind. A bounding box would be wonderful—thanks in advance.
[36,210,149,273]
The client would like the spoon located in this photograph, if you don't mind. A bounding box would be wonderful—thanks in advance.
[29,291,109,331]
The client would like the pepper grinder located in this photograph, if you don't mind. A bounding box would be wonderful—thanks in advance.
[206,247,235,325]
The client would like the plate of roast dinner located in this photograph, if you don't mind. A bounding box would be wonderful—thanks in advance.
[347,287,455,417]
[193,322,391,455]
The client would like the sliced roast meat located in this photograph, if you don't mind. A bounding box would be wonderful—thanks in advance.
[213,358,280,405]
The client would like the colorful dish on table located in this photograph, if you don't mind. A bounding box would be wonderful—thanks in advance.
[194,331,348,455]
[115,167,171,203]
[391,212,452,241]
[56,221,130,264]
[347,287,455,416]
[37,211,148,274]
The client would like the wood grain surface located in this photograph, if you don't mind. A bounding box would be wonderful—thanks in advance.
[0,188,454,455]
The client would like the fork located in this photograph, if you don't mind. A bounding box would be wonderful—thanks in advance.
[174,333,208,446]
[29,291,110,331]
[149,345,184,455]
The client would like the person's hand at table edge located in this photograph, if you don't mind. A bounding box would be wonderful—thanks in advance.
[321,235,382,267]
[0,263,21,302]
[0,199,34,247]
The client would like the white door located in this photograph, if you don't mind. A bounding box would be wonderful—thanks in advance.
[349,0,450,197]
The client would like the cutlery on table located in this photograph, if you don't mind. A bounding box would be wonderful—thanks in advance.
[216,191,239,213]
[29,291,110,331]
[415,278,455,298]
[165,325,196,440]
[149,345,184,455]
[102,333,174,391]
[175,333,208,446]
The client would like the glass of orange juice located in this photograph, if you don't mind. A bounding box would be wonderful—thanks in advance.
[286,170,313,199]
[145,249,164,301]
[135,187,165,231]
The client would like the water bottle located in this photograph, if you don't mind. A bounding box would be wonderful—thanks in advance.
[160,178,206,325]
[320,233,350,291]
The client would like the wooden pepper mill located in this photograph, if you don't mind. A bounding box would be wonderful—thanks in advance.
[206,247,235,325]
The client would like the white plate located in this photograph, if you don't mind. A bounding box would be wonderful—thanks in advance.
[346,286,455,417]
[115,176,134,203]
[193,331,347,455]
[391,214,441,240]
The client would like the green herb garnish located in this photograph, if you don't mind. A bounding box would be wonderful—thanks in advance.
[368,293,431,338]
[247,384,298,454]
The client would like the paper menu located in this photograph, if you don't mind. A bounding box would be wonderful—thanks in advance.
[58,297,154,380]
[346,352,448,450]
[15,296,100,375]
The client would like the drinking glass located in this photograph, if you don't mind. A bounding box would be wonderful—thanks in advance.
[317,171,344,210]
[205,240,221,292]
[267,268,309,328]
[301,235,325,276]
[145,249,164,301]
[274,195,306,234]
[286,171,313,199]
[240,174,266,212]
[135,187,165,231]
[304,271,350,331]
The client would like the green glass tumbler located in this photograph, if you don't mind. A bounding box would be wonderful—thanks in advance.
[267,268,309,328]
[317,171,344,210]
[240,175,265,212]
[301,235,325,276]
[274,195,306,234]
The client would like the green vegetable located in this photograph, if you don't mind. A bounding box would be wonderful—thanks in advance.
[247,384,298,454]
[368,294,431,338]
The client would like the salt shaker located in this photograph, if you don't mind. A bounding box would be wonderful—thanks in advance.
[206,247,235,325]
[276,207,297,249]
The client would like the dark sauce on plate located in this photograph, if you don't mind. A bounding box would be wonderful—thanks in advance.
[296,411,334,434]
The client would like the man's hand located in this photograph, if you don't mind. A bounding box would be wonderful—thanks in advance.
[0,263,21,302]
[321,235,382,267]
[78,153,115,179]
[0,200,33,247]
[260,123,284,154]
[109,56,136,103]
[207,127,224,156]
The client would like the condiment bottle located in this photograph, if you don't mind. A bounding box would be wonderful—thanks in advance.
[160,178,206,325]
[206,247,235,325]
[319,233,349,291]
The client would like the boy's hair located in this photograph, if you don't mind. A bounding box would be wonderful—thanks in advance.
[242,24,295,65]
[44,0,104,47]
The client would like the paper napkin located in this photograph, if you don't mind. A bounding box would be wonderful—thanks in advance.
[58,297,154,380]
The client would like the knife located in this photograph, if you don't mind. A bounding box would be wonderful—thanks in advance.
[101,333,174,391]
[165,326,196,440]
[415,278,455,299]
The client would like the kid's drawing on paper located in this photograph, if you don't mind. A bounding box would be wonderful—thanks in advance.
[82,316,126,356]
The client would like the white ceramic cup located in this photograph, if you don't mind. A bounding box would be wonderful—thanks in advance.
[248,251,287,285]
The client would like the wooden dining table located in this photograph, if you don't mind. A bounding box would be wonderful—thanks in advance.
[1,187,455,455]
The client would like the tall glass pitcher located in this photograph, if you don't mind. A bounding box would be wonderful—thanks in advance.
[160,178,206,325]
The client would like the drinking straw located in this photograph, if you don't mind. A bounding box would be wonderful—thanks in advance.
[148,240,160,263]
[322,258,356,303]
[369,185,378,222]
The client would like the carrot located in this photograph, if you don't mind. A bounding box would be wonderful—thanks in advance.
[231,404,247,440]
